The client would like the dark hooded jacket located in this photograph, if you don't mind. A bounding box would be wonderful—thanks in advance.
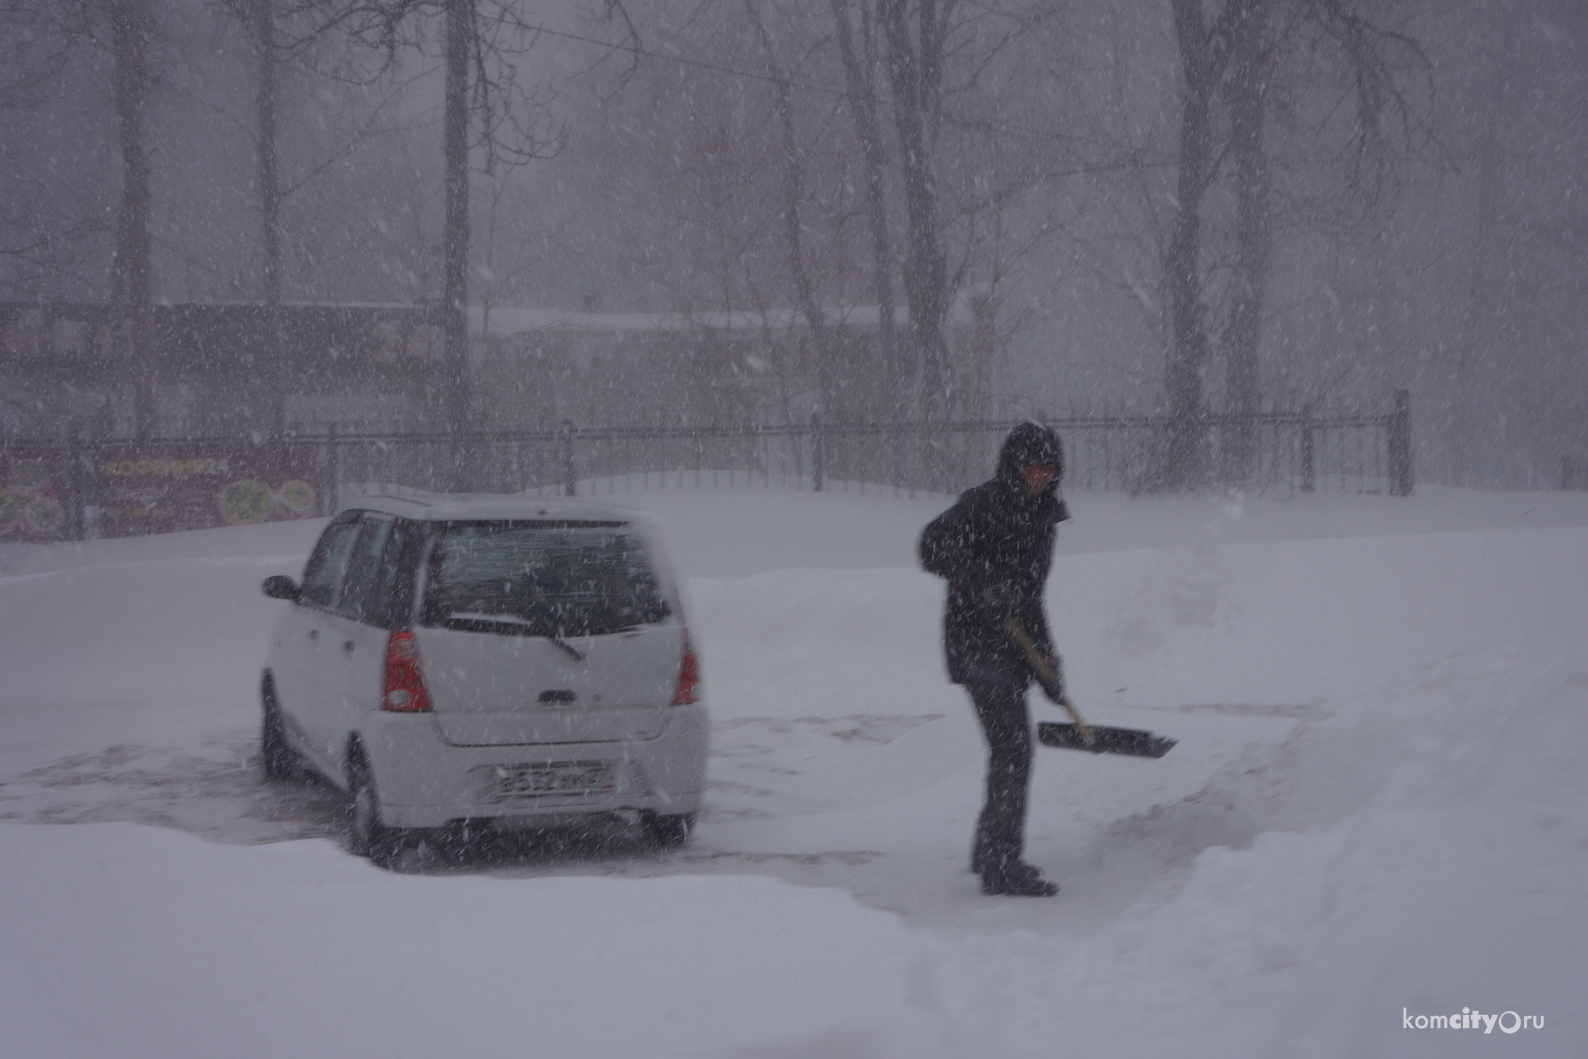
[918,422,1069,685]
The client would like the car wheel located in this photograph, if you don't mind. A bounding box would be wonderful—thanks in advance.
[642,811,696,848]
[260,680,301,781]
[347,751,401,866]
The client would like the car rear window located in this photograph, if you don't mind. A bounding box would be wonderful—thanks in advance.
[419,521,672,637]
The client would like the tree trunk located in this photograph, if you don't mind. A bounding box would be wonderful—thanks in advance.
[1159,0,1219,489]
[109,0,155,439]
[252,0,285,435]
[878,0,951,421]
[830,0,898,416]
[1453,15,1512,487]
[443,0,471,484]
[745,1,837,416]
[1222,0,1269,481]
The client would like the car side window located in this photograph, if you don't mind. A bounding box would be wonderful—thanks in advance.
[365,519,422,628]
[299,512,362,609]
[335,514,395,623]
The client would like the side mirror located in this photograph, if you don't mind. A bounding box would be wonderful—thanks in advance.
[262,575,302,602]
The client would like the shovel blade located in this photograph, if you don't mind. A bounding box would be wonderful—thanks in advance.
[1038,721,1176,759]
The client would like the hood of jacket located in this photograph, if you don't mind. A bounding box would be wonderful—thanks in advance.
[996,421,1064,497]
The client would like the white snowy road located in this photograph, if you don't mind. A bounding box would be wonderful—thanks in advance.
[2,484,1586,1057]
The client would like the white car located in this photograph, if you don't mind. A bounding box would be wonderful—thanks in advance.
[259,492,708,864]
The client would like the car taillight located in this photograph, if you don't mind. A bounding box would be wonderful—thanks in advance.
[382,629,433,712]
[671,628,701,705]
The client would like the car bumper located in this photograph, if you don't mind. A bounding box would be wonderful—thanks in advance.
[358,703,709,830]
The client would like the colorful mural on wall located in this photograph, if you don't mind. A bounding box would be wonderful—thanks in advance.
[0,444,326,541]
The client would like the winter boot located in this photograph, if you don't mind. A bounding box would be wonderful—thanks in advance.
[980,862,1059,897]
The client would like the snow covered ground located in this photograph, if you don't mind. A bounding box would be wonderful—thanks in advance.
[2,482,1585,1058]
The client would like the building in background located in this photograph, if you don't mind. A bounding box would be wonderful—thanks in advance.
[0,296,997,442]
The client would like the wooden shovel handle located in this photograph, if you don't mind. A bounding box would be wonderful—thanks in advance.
[1003,617,1095,744]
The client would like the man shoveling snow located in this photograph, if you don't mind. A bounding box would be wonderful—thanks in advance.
[919,421,1068,897]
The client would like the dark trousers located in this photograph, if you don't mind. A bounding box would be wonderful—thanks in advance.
[966,674,1033,875]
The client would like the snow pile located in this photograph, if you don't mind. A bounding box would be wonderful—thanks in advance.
[0,823,922,1059]
[905,647,1588,1059]
[2,485,1586,1057]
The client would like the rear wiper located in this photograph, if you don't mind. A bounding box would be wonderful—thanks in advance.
[439,612,585,661]
[548,636,585,662]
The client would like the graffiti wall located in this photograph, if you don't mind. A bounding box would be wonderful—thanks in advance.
[0,453,70,540]
[0,444,327,541]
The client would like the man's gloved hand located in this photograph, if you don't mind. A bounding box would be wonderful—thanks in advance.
[1001,609,1067,702]
[978,580,1024,617]
[1032,649,1066,705]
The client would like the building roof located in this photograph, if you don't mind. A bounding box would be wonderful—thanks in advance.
[473,292,985,340]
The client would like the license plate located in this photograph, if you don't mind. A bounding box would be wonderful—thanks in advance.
[496,762,616,798]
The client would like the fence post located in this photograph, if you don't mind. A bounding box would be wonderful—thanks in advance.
[1300,403,1316,493]
[66,431,85,540]
[1389,389,1414,496]
[562,421,577,497]
[80,434,101,540]
[810,412,824,492]
[324,426,339,514]
[446,428,468,494]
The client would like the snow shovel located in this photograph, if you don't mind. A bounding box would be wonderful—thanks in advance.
[1003,618,1177,759]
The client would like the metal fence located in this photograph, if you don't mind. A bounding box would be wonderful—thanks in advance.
[1565,456,1588,492]
[334,394,1414,504]
[2,395,1414,541]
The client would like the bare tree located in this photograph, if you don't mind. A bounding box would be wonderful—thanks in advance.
[877,0,953,418]
[1220,0,1269,477]
[0,3,109,300]
[440,0,469,448]
[197,0,428,432]
[1153,0,1427,490]
[742,0,841,413]
[0,0,164,435]
[314,0,557,464]
[247,0,283,311]
[829,0,899,403]
[246,0,286,432]
[105,0,158,437]
[1155,0,1232,488]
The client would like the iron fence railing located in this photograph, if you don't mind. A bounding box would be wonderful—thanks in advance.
[331,395,1413,503]
[1,395,1414,541]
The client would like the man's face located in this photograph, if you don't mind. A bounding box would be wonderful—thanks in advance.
[1021,463,1056,496]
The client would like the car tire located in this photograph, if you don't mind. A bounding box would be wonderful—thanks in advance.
[642,811,696,848]
[261,679,301,781]
[348,750,402,867]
